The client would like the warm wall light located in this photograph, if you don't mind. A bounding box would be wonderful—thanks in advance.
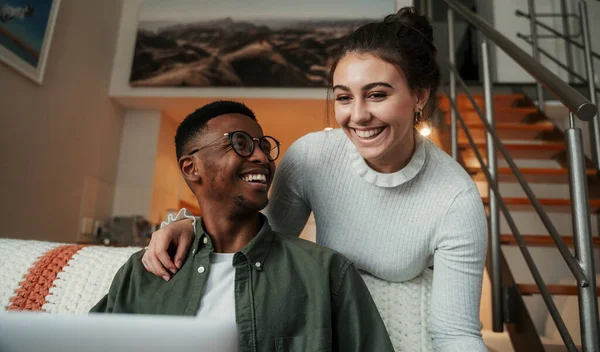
[324,127,333,131]
[419,126,432,137]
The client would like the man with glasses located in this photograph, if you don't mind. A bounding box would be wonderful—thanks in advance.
[91,100,394,352]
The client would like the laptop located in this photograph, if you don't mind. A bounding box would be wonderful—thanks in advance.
[0,312,238,352]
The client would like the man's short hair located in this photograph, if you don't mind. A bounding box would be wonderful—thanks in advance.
[175,100,256,159]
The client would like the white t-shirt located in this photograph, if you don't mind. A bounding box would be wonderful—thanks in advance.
[162,212,238,345]
[197,252,236,321]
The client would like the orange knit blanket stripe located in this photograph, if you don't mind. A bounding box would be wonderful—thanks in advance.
[6,244,88,311]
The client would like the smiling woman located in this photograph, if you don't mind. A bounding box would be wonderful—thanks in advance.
[143,7,488,352]
[332,56,423,173]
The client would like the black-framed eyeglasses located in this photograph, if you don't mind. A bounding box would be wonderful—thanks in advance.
[188,131,281,161]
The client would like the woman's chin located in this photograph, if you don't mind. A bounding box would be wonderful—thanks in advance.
[356,145,386,164]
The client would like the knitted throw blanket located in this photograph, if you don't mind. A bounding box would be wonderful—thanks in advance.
[0,238,139,313]
[0,238,433,351]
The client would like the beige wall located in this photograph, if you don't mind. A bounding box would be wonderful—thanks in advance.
[0,1,124,242]
[111,109,161,220]
[111,108,195,225]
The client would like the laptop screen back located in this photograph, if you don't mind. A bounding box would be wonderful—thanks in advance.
[0,312,238,352]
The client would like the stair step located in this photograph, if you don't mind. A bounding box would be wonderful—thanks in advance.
[438,93,531,110]
[491,94,534,107]
[482,196,600,213]
[518,284,600,296]
[460,141,565,160]
[443,107,543,124]
[482,330,572,352]
[470,167,597,184]
[457,121,560,141]
[499,234,600,247]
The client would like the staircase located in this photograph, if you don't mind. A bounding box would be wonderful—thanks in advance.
[439,92,600,350]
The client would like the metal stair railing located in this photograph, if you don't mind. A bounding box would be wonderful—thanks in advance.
[514,0,600,175]
[445,0,599,351]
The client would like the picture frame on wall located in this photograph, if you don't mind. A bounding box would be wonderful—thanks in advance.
[0,0,61,84]
[129,0,395,88]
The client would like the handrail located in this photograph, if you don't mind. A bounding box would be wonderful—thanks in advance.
[444,93,579,350]
[516,1,600,173]
[444,0,596,121]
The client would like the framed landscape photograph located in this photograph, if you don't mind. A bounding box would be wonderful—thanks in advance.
[0,0,61,84]
[130,0,394,87]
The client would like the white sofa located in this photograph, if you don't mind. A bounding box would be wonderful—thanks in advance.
[0,238,434,351]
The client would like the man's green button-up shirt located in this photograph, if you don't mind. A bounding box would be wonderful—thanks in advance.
[91,215,394,352]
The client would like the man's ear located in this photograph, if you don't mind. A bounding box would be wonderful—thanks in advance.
[179,155,201,183]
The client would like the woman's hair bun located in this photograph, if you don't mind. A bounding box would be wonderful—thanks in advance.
[384,7,435,49]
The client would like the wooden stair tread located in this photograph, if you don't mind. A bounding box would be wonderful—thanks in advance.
[456,123,561,142]
[444,108,544,124]
[461,121,555,131]
[447,106,539,113]
[518,284,600,296]
[468,166,596,176]
[490,93,530,100]
[474,121,556,131]
[443,108,539,118]
[469,167,597,184]
[482,196,600,213]
[438,93,527,104]
[499,234,600,247]
[438,94,535,113]
[483,197,600,205]
[438,93,525,99]
[459,141,565,150]
[460,143,566,160]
